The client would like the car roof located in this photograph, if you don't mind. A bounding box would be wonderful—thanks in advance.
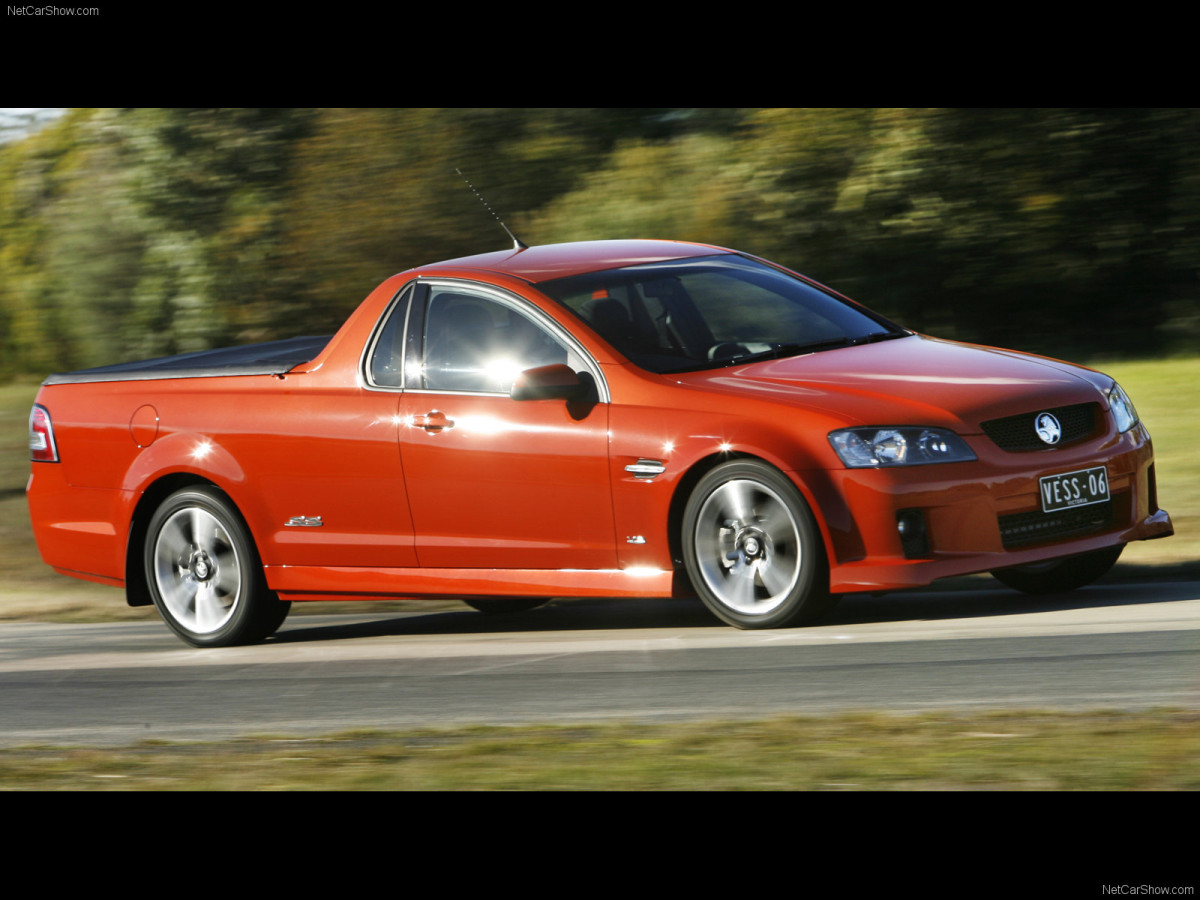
[408,239,735,283]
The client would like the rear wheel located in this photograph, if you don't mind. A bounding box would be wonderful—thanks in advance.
[683,460,834,629]
[145,487,289,647]
[991,544,1124,595]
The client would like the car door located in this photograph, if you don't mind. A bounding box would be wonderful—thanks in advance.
[395,280,617,570]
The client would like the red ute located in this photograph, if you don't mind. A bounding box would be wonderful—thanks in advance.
[27,240,1174,646]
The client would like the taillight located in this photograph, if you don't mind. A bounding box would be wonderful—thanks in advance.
[29,404,59,462]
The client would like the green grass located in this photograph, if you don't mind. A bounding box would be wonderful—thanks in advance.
[1092,358,1200,568]
[1,711,1197,790]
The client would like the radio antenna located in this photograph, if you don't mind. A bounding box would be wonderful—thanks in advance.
[456,168,528,251]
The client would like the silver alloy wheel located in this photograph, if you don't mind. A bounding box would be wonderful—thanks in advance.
[692,478,802,616]
[152,507,242,635]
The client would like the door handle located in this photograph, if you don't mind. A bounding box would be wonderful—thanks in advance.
[413,410,455,433]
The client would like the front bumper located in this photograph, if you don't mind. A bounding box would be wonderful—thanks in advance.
[804,422,1172,593]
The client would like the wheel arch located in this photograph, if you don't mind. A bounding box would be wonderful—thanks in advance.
[124,473,245,607]
[676,454,837,628]
[666,451,836,587]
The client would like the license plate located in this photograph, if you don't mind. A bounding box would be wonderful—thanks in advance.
[1039,466,1109,513]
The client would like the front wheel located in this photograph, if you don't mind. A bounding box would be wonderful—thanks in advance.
[682,460,834,629]
[990,544,1124,595]
[145,486,289,647]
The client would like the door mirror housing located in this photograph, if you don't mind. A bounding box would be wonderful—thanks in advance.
[511,364,586,401]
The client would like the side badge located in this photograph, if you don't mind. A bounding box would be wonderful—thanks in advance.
[285,515,324,527]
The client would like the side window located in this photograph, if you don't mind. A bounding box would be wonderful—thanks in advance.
[368,285,412,388]
[421,288,570,393]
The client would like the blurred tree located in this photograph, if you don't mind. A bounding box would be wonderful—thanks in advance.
[825,108,1200,355]
[2,108,1197,376]
[111,107,314,357]
[736,107,1200,356]
[0,108,314,370]
[0,109,93,375]
[276,108,691,335]
[41,109,147,368]
[525,132,748,246]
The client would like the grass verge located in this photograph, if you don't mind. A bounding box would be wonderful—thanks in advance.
[2,710,1198,790]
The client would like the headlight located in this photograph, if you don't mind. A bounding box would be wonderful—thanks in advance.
[829,427,977,468]
[1107,381,1139,433]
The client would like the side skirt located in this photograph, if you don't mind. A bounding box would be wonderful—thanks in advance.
[268,565,680,602]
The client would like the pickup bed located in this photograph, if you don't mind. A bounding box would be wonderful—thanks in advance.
[42,336,332,385]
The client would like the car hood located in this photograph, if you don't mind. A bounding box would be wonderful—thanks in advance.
[676,335,1107,431]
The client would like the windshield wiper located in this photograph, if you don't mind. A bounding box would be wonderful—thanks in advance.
[662,332,911,373]
[728,342,816,364]
[847,330,910,346]
[733,332,908,364]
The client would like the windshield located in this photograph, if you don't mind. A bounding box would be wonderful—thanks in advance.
[537,254,908,374]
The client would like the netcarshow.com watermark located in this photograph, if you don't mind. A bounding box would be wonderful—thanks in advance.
[1102,887,1195,896]
[8,5,101,14]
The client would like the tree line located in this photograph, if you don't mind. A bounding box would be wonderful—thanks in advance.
[1,107,1196,378]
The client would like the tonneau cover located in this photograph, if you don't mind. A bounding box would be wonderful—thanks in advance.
[42,335,332,385]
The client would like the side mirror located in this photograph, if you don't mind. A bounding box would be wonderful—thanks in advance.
[511,364,586,401]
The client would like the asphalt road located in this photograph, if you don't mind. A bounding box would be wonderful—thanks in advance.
[1,580,1197,747]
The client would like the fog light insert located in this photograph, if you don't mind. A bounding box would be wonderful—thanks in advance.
[896,509,930,558]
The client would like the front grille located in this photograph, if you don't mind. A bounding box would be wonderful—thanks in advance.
[999,501,1113,549]
[981,403,1100,452]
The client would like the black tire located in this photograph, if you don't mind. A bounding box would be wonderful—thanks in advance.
[682,460,834,629]
[261,591,294,635]
[991,544,1124,595]
[463,598,550,614]
[144,486,289,647]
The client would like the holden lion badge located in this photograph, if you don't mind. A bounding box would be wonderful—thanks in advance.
[1035,412,1062,445]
